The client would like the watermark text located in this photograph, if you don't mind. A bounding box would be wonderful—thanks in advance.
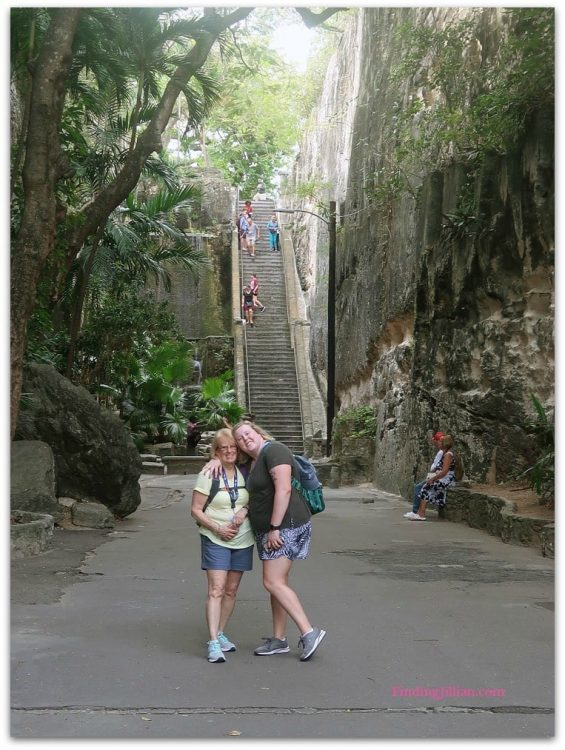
[390,685,506,701]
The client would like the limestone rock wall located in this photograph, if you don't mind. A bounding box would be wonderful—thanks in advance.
[147,168,236,339]
[281,11,363,395]
[288,7,554,497]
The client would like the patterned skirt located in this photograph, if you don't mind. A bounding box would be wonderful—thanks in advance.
[256,522,312,561]
[418,477,454,508]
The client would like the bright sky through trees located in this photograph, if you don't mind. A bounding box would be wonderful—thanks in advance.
[270,21,317,71]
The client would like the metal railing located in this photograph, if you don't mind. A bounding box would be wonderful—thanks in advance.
[278,224,306,452]
[234,187,252,413]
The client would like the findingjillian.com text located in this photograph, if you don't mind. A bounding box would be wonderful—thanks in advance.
[390,685,506,701]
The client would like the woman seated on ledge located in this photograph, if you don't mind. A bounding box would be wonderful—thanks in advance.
[411,434,456,521]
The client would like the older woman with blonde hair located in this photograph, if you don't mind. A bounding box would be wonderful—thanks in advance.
[191,428,254,663]
[413,434,456,520]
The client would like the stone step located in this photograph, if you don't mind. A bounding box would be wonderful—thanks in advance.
[250,394,301,400]
[142,461,167,475]
[251,403,301,409]
[239,201,303,454]
[252,423,303,432]
[249,386,300,394]
[250,405,301,412]
[246,361,297,367]
[250,396,300,401]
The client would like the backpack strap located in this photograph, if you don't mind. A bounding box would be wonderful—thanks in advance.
[202,478,220,514]
[202,464,249,515]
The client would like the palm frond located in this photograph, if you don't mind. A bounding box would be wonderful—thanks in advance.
[142,155,184,191]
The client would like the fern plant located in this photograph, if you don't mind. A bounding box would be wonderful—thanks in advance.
[519,394,554,507]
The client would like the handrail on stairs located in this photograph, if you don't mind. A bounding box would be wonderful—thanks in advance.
[235,187,252,414]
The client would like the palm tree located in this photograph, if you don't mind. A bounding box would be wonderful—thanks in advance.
[104,340,193,445]
[11,6,252,436]
[64,182,211,377]
[195,375,245,430]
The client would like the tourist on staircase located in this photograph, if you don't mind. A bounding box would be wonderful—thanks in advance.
[242,285,255,327]
[238,211,249,252]
[249,273,266,312]
[266,214,280,252]
[246,217,259,258]
[253,182,269,201]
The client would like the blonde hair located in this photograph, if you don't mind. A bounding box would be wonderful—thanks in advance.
[231,420,274,452]
[441,435,454,450]
[209,428,247,464]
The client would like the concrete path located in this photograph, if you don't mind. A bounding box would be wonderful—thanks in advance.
[10,475,554,739]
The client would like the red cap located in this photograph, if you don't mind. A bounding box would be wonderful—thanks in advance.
[432,431,445,441]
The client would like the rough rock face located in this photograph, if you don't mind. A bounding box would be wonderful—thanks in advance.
[11,441,63,521]
[15,363,142,517]
[147,168,235,338]
[287,7,554,498]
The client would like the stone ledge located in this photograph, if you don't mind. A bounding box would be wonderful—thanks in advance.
[142,461,167,475]
[161,455,209,474]
[311,458,340,488]
[11,510,55,558]
[444,488,554,556]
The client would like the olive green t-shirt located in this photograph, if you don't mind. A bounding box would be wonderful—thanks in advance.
[247,441,311,534]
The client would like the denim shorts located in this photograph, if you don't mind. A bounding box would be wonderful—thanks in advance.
[200,536,254,571]
[256,522,312,561]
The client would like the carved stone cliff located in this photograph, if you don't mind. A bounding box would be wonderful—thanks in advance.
[284,7,554,497]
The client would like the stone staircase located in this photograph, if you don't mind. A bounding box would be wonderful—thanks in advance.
[239,199,304,454]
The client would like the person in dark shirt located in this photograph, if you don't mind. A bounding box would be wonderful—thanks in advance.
[202,420,326,661]
[233,421,326,661]
[186,416,201,455]
[241,285,255,327]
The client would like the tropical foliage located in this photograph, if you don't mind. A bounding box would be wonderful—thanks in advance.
[369,8,554,209]
[519,395,554,508]
[194,374,246,430]
[99,340,192,448]
[202,34,303,195]
[10,6,253,437]
[9,5,345,442]
[335,406,378,439]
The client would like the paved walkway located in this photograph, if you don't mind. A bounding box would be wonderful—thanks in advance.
[10,475,554,739]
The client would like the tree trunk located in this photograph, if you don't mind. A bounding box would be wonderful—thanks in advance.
[64,8,253,272]
[65,231,103,379]
[11,9,82,439]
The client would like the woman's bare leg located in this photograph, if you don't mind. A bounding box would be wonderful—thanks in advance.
[219,570,243,633]
[206,570,227,640]
[262,558,311,636]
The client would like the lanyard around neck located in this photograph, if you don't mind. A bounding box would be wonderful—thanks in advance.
[221,467,238,510]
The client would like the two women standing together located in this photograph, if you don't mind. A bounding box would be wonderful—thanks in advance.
[191,422,326,664]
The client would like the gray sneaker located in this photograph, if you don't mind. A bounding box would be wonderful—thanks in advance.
[254,637,290,655]
[299,627,326,661]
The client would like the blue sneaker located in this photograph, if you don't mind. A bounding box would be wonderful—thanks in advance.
[207,640,226,663]
[217,631,236,652]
